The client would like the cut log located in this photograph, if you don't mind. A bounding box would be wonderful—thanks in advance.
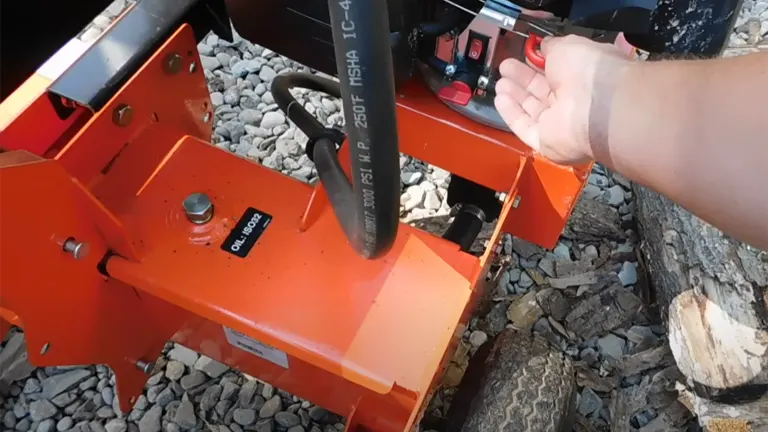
[565,284,643,339]
[634,184,768,427]
[562,198,627,241]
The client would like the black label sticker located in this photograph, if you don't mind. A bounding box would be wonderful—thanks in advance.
[221,207,272,258]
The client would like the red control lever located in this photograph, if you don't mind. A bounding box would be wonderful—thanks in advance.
[437,81,473,106]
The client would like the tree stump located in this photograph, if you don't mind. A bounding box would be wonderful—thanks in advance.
[633,183,768,429]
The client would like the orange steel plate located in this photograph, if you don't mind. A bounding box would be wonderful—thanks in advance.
[104,137,484,430]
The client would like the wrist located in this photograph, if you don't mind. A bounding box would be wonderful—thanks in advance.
[586,55,634,164]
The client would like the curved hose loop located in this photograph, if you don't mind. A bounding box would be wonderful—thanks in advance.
[271,73,341,142]
[269,1,400,260]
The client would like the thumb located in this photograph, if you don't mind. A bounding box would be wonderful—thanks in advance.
[539,36,560,56]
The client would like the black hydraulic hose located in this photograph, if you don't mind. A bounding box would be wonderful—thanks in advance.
[272,73,341,141]
[314,0,400,259]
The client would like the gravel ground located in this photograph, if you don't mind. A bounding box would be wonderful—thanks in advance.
[1,2,767,432]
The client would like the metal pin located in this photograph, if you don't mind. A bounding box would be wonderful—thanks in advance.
[135,360,154,374]
[63,238,90,260]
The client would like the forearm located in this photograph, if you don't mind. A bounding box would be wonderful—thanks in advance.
[598,52,768,250]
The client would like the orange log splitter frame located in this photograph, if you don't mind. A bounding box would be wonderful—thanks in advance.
[0,22,589,432]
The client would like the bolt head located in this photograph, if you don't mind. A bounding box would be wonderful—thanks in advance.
[183,193,214,224]
[113,104,133,127]
[445,64,457,77]
[164,53,183,75]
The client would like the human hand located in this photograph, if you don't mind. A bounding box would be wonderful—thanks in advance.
[494,34,636,165]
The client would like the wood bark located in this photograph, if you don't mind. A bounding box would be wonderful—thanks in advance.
[633,183,768,429]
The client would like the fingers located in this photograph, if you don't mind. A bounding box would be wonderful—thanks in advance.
[498,59,551,100]
[613,32,637,58]
[495,78,549,119]
[495,94,541,152]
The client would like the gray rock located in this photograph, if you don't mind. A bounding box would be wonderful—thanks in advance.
[165,361,185,382]
[63,402,80,416]
[606,185,625,206]
[105,419,126,432]
[518,272,534,289]
[588,173,609,188]
[553,244,571,260]
[41,369,91,399]
[231,60,250,78]
[36,419,55,432]
[298,410,310,427]
[200,56,221,71]
[132,395,148,412]
[618,262,638,286]
[15,418,31,432]
[128,410,144,422]
[597,334,626,362]
[146,372,164,387]
[194,357,228,379]
[233,409,256,426]
[216,53,233,68]
[626,326,659,347]
[174,400,196,430]
[168,345,199,368]
[200,384,222,411]
[95,406,115,419]
[262,92,275,105]
[91,420,108,432]
[13,400,28,418]
[580,347,599,366]
[260,384,275,400]
[259,396,281,419]
[55,417,72,432]
[577,387,603,416]
[238,108,262,125]
[238,381,259,407]
[275,139,300,157]
[287,427,304,432]
[215,400,232,417]
[99,378,112,392]
[468,331,488,347]
[401,171,422,186]
[274,412,299,428]
[138,406,162,432]
[155,388,175,407]
[197,43,214,56]
[423,190,441,210]
[146,385,164,403]
[224,121,246,144]
[4,411,17,428]
[581,184,602,200]
[538,253,556,277]
[246,58,267,74]
[79,377,98,391]
[30,400,58,422]
[307,406,329,423]
[224,87,240,105]
[24,378,42,394]
[220,382,240,404]
[253,419,273,432]
[260,111,286,129]
[258,66,277,82]
[254,84,267,96]
[508,268,521,283]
